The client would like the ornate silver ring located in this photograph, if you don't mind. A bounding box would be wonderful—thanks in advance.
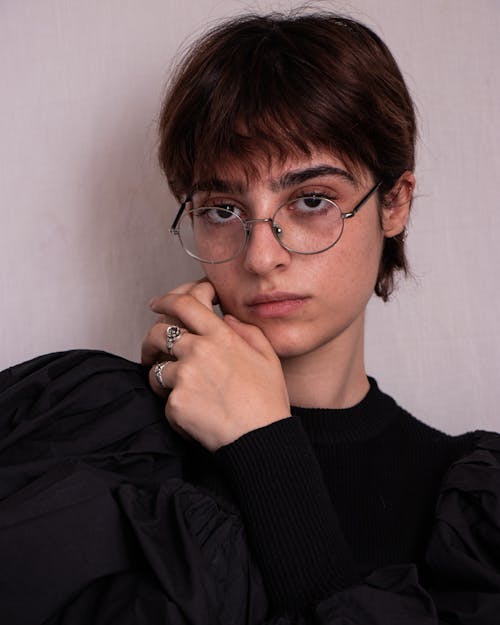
[165,325,184,357]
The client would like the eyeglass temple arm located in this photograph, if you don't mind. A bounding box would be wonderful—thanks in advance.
[170,198,192,234]
[342,181,382,219]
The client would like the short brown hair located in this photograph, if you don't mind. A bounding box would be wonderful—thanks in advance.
[158,11,417,300]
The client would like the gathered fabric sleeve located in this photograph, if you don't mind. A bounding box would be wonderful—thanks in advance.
[0,351,269,625]
[423,431,500,623]
[217,423,500,624]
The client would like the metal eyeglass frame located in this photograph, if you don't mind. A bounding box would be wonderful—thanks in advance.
[169,181,382,264]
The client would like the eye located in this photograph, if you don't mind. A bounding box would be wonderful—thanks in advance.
[196,204,243,225]
[291,195,335,214]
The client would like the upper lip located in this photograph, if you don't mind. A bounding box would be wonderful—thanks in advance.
[245,291,308,306]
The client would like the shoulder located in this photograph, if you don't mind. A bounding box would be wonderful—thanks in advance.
[0,349,188,497]
[425,430,500,591]
[366,381,487,498]
[1,348,152,403]
[0,349,167,444]
[438,429,500,488]
[371,378,476,456]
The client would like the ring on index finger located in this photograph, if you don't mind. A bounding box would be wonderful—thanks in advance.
[165,325,185,358]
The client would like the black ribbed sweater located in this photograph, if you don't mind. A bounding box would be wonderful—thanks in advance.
[208,378,475,614]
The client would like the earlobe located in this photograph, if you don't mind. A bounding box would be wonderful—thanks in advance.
[381,171,415,238]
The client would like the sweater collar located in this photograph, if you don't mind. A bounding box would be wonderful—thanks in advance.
[291,377,400,443]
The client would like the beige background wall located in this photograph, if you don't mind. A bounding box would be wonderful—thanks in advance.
[1,0,499,433]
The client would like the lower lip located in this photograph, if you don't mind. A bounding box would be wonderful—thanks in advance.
[248,298,308,318]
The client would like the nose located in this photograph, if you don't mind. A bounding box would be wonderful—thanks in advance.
[242,218,291,275]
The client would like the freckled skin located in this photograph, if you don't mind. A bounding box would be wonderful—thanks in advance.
[203,152,385,363]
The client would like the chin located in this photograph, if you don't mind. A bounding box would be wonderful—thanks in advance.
[258,324,317,359]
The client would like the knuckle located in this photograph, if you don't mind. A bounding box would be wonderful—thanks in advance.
[191,280,214,298]
[166,389,187,421]
[176,292,194,308]
[222,326,240,347]
[191,337,210,358]
[164,293,189,316]
[166,392,180,417]
[175,361,191,384]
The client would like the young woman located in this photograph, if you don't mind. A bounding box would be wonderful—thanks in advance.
[1,11,499,625]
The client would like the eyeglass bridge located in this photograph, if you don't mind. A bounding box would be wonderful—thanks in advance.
[242,217,284,239]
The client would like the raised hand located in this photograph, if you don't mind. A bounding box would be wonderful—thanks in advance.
[144,280,290,451]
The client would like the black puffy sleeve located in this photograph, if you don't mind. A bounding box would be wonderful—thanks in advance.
[0,351,268,625]
[424,431,500,623]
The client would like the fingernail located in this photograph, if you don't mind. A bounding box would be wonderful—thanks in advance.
[148,297,158,308]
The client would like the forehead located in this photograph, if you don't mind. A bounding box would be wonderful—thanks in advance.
[191,150,368,194]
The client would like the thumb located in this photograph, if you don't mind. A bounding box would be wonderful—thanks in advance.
[223,314,276,357]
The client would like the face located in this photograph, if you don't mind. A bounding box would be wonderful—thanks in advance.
[192,151,386,361]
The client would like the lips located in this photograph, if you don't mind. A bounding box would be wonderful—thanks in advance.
[245,291,304,305]
[245,291,309,318]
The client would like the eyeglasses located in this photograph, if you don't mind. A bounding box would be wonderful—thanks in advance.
[170,181,381,264]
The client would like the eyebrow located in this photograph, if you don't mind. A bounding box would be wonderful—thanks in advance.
[271,165,356,191]
[191,178,245,194]
[191,165,356,196]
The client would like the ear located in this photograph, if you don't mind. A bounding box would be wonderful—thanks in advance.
[381,171,415,238]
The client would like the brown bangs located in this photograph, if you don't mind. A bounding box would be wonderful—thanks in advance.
[159,13,414,196]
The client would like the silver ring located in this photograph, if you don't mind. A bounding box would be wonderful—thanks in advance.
[165,325,184,357]
[154,361,170,390]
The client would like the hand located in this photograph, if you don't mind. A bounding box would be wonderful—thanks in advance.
[145,280,290,451]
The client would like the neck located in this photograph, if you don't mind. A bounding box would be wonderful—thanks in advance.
[281,313,369,409]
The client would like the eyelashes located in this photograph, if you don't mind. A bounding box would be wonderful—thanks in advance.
[195,189,341,211]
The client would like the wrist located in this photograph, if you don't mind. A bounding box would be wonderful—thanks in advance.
[210,413,291,452]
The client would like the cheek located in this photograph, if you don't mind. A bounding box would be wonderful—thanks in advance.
[322,218,384,301]
[346,207,384,266]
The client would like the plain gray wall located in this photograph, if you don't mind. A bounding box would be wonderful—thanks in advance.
[1,0,499,433]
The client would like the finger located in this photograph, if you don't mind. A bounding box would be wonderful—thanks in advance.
[163,328,197,361]
[150,292,223,336]
[148,283,197,316]
[186,280,218,310]
[141,322,170,365]
[149,278,208,309]
[169,281,201,295]
[149,281,218,331]
[148,360,177,397]
[148,364,192,442]
[223,314,277,358]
